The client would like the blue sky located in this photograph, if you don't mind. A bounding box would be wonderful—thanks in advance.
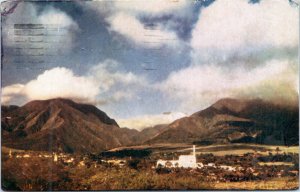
[1,0,299,130]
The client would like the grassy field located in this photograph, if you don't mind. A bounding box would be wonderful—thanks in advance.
[212,177,299,190]
[109,143,192,152]
[2,146,25,153]
[258,162,294,166]
[110,143,299,156]
[191,144,299,156]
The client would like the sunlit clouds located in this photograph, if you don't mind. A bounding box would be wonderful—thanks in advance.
[1,0,298,130]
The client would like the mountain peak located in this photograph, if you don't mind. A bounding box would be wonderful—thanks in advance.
[22,98,118,127]
[147,98,299,146]
[211,98,251,113]
[23,98,77,108]
[1,98,135,153]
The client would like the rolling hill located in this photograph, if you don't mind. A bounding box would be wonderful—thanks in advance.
[130,124,167,144]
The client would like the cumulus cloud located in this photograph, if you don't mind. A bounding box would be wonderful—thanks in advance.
[38,8,77,28]
[91,0,192,48]
[155,0,298,112]
[89,59,146,91]
[118,112,186,130]
[88,59,147,103]
[158,59,298,112]
[37,8,79,51]
[191,0,299,62]
[24,68,99,102]
[2,67,100,105]
[2,59,148,105]
[107,12,179,48]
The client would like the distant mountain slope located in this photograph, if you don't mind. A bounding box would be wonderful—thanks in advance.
[146,98,299,146]
[130,124,167,144]
[1,98,137,153]
[1,105,19,114]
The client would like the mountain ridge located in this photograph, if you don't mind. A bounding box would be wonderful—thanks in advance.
[2,97,298,154]
[1,98,136,153]
[146,98,299,146]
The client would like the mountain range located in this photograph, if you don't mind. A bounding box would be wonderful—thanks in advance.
[1,98,298,153]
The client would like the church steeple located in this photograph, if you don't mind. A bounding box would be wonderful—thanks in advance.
[193,145,196,156]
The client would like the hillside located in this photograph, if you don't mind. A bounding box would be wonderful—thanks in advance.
[2,98,298,153]
[1,98,137,153]
[130,124,167,144]
[146,98,299,146]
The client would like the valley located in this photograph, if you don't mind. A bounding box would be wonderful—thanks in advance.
[2,143,299,190]
[1,98,299,190]
[1,0,298,190]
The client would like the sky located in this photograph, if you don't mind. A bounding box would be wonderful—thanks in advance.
[1,0,299,130]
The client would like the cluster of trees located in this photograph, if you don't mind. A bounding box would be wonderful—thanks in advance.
[257,153,298,163]
[100,149,152,158]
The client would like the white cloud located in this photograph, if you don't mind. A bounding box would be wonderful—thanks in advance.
[2,60,148,105]
[107,12,179,48]
[159,0,299,112]
[23,67,99,103]
[2,67,99,105]
[158,59,298,112]
[118,112,186,130]
[37,8,79,51]
[98,0,191,48]
[89,59,145,91]
[2,3,78,52]
[37,8,78,28]
[2,84,25,105]
[82,0,192,48]
[89,59,147,103]
[191,0,299,61]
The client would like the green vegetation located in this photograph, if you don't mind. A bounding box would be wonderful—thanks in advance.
[100,149,152,158]
[2,144,299,190]
[2,155,211,190]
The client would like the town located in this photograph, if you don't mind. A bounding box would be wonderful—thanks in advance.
[2,145,299,190]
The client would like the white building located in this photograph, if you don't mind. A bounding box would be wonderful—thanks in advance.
[156,145,199,168]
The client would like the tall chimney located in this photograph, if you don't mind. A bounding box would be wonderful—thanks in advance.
[193,145,196,156]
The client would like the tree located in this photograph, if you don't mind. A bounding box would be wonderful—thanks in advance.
[127,159,140,169]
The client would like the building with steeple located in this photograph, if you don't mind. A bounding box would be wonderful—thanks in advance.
[156,145,201,168]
